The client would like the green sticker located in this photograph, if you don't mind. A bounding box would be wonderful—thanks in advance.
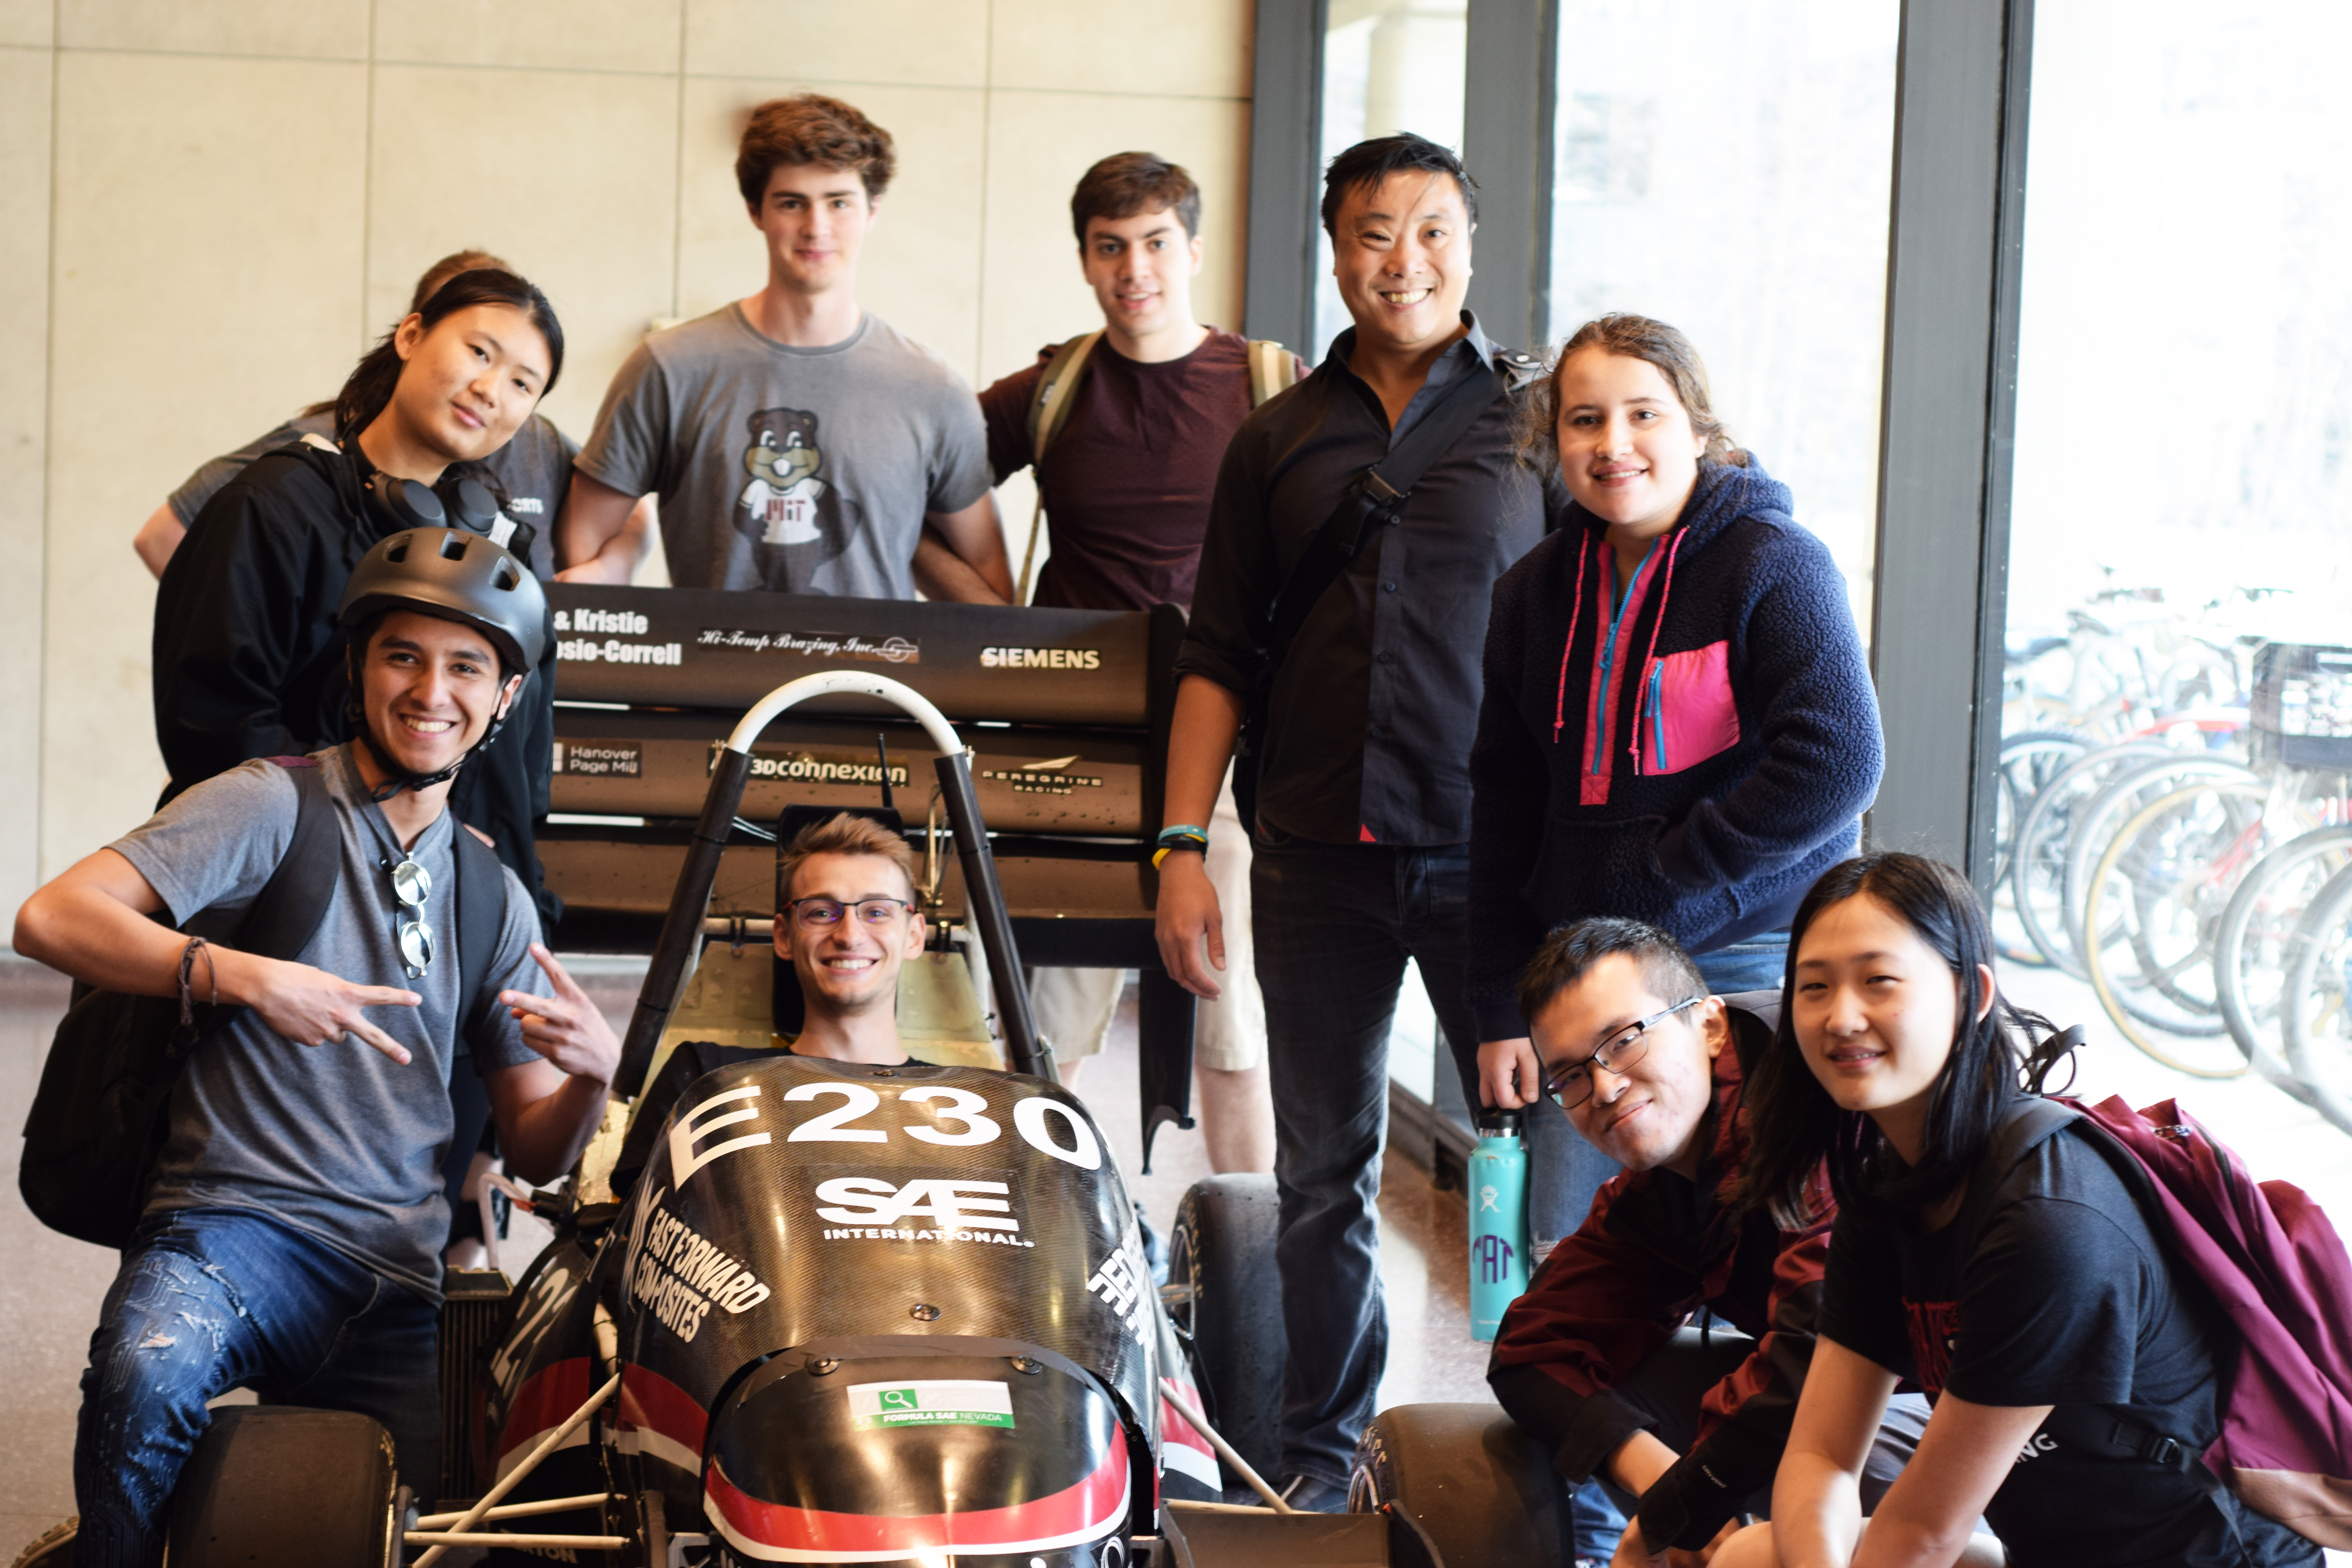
[847,1379,1016,1430]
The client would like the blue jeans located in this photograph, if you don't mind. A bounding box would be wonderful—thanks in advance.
[1250,839,1616,1493]
[73,1207,439,1568]
[1693,932,1791,996]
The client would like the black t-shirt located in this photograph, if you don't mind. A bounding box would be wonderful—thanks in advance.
[1818,1127,2314,1568]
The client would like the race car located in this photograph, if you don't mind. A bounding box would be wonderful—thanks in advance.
[80,673,1563,1568]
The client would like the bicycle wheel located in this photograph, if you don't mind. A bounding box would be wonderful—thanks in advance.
[2213,824,2352,1083]
[2081,781,2265,1074]
[2007,741,2177,976]
[1992,731,2091,966]
[2062,753,2255,982]
[2279,863,2352,1136]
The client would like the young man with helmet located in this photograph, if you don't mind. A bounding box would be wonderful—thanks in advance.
[14,530,621,1567]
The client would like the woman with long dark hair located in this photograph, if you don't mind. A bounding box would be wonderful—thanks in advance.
[152,268,564,904]
[1712,852,2314,1568]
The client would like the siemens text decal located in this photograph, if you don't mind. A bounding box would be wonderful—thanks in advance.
[979,646,1101,670]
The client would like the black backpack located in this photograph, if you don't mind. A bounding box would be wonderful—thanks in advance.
[18,759,506,1248]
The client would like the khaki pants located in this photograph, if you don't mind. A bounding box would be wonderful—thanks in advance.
[1029,770,1264,1070]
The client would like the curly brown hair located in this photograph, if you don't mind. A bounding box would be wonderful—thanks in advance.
[1515,312,1745,477]
[737,93,896,206]
[775,813,919,907]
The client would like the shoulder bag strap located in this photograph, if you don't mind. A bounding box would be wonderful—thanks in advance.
[1015,332,1103,605]
[1259,357,1504,677]
[453,820,506,1042]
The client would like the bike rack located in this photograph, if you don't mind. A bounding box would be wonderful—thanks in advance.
[612,671,1052,1098]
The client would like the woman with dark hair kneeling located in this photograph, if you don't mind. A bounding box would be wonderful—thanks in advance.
[152,268,566,915]
[1711,852,2316,1568]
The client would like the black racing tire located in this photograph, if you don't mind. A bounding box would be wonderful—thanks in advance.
[167,1406,399,1568]
[1169,1173,1285,1490]
[1350,1403,1571,1568]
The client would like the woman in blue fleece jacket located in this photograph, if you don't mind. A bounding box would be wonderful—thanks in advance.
[1469,312,1882,1126]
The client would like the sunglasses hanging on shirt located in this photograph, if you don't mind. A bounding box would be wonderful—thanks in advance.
[387,855,434,978]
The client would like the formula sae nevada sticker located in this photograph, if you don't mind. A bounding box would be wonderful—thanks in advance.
[848,1379,1015,1430]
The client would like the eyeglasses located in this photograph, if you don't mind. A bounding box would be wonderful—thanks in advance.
[786,896,913,930]
[388,857,433,978]
[1541,996,1703,1110]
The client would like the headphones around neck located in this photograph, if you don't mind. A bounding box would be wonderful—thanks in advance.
[361,469,535,561]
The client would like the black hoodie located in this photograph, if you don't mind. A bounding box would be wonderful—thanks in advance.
[151,439,559,929]
[1466,457,1880,1038]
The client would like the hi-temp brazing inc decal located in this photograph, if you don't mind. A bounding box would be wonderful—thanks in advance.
[700,627,920,664]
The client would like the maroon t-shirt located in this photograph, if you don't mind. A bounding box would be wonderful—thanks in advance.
[979,328,1264,613]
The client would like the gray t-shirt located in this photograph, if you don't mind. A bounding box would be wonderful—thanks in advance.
[167,411,578,581]
[574,305,992,596]
[112,746,542,1299]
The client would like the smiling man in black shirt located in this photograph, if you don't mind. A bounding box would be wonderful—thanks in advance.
[1155,132,1563,1509]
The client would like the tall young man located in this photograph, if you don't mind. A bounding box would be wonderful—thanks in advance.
[977,152,1278,1172]
[16,532,620,1565]
[561,93,1010,601]
[1490,919,1932,1568]
[1154,133,1563,1507]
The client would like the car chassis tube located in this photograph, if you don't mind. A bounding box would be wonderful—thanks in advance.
[613,671,1052,1096]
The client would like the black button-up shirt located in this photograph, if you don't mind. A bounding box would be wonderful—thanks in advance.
[1175,314,1553,846]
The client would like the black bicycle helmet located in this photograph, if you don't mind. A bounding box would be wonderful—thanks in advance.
[338,527,548,796]
[339,526,546,673]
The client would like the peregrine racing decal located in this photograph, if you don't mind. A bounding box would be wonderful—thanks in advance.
[847,1380,1016,1430]
[980,645,1103,670]
[736,406,856,572]
[699,627,920,664]
[979,755,1106,795]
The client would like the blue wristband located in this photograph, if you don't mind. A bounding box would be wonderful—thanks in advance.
[1156,824,1209,845]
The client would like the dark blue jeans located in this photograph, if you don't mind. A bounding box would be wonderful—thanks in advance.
[73,1207,439,1568]
[1250,839,1617,1493]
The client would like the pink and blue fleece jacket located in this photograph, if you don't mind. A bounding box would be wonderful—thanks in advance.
[1466,456,1882,1038]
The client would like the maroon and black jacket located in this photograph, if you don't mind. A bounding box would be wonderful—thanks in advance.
[1488,1038,1832,1551]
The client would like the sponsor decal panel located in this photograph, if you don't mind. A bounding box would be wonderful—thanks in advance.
[552,608,683,666]
[701,627,919,664]
[848,1379,1015,1431]
[979,754,1105,797]
[979,646,1102,670]
[627,1187,773,1343]
[550,739,642,779]
[812,1175,1038,1247]
[711,742,911,789]
[1085,1225,1154,1340]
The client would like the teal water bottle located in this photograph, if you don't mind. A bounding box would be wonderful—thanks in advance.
[1468,1109,1530,1341]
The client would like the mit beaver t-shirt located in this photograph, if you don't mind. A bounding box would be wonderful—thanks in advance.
[576,305,991,597]
[1818,1127,2314,1567]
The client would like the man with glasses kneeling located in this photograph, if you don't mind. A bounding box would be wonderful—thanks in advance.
[1486,918,1931,1568]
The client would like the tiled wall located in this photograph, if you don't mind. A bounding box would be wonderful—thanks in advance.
[0,0,1255,935]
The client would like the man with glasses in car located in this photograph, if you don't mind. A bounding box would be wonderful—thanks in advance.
[1487,917,1933,1568]
[769,812,928,1064]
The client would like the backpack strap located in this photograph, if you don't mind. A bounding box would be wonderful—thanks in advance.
[1013,333,1104,605]
[1246,339,1301,407]
[452,820,507,1045]
[217,759,341,958]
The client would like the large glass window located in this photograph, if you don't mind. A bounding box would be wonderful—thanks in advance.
[1994,2,2352,1112]
[1547,0,1900,627]
[1313,0,1470,361]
